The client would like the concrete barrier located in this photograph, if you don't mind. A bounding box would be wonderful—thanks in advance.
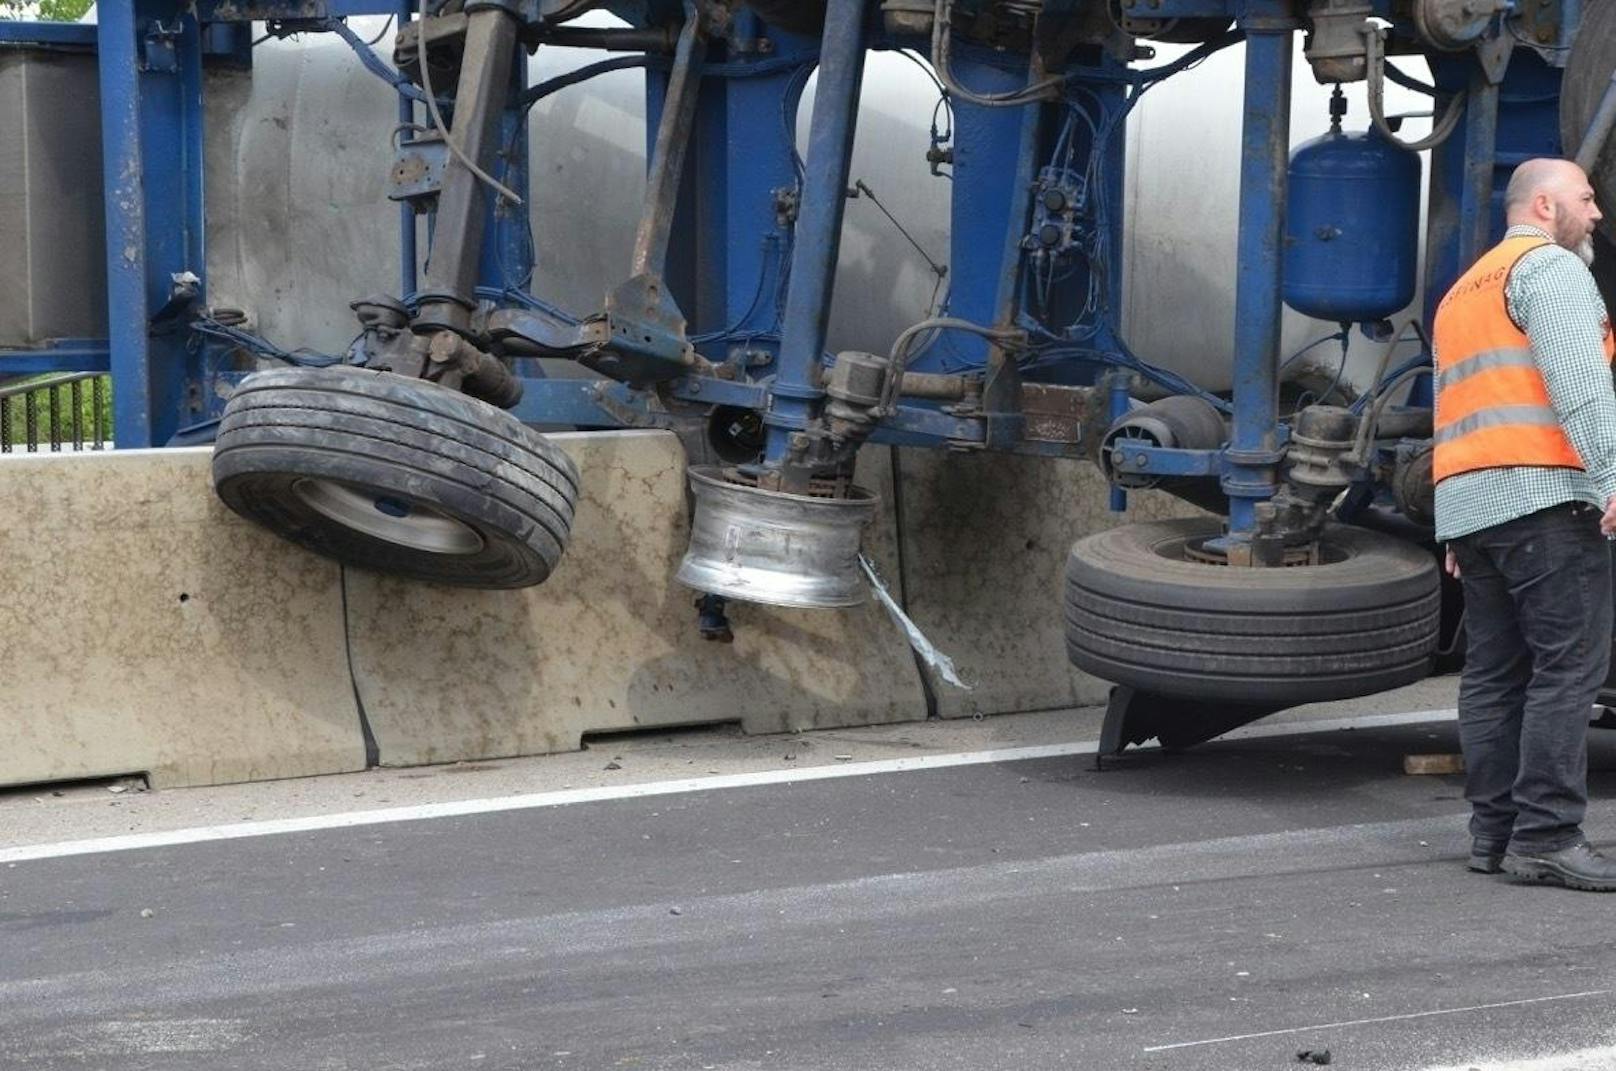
[343,431,928,767]
[894,448,1199,719]
[0,449,366,789]
[0,433,1194,788]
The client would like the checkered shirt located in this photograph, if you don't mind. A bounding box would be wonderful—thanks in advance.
[1433,225,1616,542]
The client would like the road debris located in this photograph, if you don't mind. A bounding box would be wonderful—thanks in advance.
[1403,753,1464,775]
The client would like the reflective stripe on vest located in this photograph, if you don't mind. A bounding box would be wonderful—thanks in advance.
[1431,235,1616,483]
[1434,348,1537,389]
[1434,404,1561,442]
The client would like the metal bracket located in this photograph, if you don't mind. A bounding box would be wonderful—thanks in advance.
[1096,685,1280,767]
[590,381,680,429]
[141,18,182,73]
[484,307,600,361]
[387,132,448,208]
[592,275,704,385]
[393,11,469,90]
[581,0,710,387]
[1513,0,1570,54]
[1474,21,1515,84]
[980,338,1029,451]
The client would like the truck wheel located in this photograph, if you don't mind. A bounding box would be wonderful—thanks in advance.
[1064,517,1440,704]
[212,366,579,589]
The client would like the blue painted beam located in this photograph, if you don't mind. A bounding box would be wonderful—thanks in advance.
[0,347,112,375]
[926,53,1038,374]
[1107,444,1222,479]
[1221,7,1293,537]
[98,3,157,448]
[765,0,869,466]
[478,48,531,298]
[397,0,418,299]
[507,376,991,451]
[194,0,406,20]
[507,378,639,428]
[1457,73,1502,273]
[1418,51,1547,409]
[1106,370,1131,511]
[98,3,208,448]
[0,21,97,46]
[684,22,809,375]
[669,376,768,410]
[867,402,985,446]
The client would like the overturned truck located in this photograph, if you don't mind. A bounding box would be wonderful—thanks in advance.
[5,0,1616,759]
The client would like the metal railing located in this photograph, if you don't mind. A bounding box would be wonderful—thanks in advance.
[0,373,110,454]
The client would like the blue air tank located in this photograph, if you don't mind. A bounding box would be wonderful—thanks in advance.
[1284,122,1421,324]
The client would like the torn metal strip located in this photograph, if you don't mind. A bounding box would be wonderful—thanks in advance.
[859,554,971,691]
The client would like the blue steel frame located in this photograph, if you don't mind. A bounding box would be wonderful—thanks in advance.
[98,0,207,448]
[0,1,1584,542]
[1222,2,1291,538]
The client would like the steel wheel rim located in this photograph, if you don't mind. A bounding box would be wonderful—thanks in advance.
[293,477,485,556]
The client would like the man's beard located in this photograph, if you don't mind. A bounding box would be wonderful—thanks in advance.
[1554,213,1596,266]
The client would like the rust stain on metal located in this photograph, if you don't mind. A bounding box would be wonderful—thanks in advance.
[1019,383,1091,444]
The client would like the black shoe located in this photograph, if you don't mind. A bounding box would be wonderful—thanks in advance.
[1469,839,1506,874]
[1502,840,1616,892]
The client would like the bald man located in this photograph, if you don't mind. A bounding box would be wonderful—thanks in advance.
[1433,157,1616,891]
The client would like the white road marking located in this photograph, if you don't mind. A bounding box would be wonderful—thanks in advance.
[0,708,1456,864]
[1417,1042,1616,1070]
[1143,989,1614,1053]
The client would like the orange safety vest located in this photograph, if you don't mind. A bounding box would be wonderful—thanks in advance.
[1432,235,1616,484]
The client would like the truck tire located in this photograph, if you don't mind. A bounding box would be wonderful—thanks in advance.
[212,366,579,589]
[1064,517,1440,704]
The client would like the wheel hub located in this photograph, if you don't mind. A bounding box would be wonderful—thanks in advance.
[293,478,485,556]
[1181,536,1325,568]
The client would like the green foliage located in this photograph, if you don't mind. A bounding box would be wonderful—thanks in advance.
[37,0,95,20]
[0,0,95,21]
[2,375,112,448]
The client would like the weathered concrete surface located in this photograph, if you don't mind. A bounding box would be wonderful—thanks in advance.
[345,431,927,767]
[0,449,365,789]
[0,675,1463,850]
[0,436,1211,787]
[895,449,1199,718]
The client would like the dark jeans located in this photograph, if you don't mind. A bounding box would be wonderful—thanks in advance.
[1452,502,1612,854]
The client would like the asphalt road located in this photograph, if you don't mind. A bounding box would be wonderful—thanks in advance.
[5,719,1616,1071]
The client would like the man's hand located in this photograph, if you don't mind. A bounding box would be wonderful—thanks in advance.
[1602,496,1616,537]
[1444,545,1461,579]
